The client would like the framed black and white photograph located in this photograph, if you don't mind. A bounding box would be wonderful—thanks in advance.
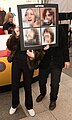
[17,4,58,50]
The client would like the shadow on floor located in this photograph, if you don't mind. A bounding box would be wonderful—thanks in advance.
[0,91,26,120]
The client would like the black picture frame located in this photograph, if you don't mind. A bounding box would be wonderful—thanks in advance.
[17,4,58,50]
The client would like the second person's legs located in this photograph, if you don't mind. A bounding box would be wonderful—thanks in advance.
[49,63,62,110]
[36,67,50,102]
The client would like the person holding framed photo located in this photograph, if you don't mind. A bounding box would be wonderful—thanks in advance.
[7,26,49,117]
[33,24,70,111]
[7,26,35,117]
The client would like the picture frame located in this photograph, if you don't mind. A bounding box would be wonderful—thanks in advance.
[17,4,58,50]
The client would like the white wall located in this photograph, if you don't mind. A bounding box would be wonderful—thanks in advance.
[48,0,72,12]
[0,0,72,25]
[0,0,72,13]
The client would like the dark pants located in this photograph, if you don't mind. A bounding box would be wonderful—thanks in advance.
[38,61,62,101]
[11,60,33,110]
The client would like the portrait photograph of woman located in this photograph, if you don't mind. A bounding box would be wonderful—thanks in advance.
[21,8,40,28]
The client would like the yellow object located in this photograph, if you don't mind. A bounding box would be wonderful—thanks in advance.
[0,57,11,86]
[33,69,39,77]
[0,57,39,86]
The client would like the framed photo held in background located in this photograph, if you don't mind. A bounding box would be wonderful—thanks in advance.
[17,4,58,50]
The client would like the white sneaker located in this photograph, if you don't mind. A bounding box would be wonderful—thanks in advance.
[27,109,35,117]
[9,106,17,115]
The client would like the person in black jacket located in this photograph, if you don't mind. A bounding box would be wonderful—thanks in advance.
[7,26,49,116]
[34,24,70,110]
[7,26,35,117]
[3,12,15,34]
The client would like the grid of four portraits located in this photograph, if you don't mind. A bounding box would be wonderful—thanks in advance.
[18,4,58,50]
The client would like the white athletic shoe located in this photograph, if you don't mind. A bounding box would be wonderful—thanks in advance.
[27,109,35,117]
[9,106,17,115]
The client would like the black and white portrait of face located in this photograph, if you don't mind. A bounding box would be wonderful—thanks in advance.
[23,28,41,47]
[41,27,56,45]
[40,8,56,26]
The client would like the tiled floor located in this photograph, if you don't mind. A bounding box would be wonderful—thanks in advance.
[19,72,72,120]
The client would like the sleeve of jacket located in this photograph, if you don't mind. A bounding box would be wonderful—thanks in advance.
[59,25,70,62]
[6,32,19,51]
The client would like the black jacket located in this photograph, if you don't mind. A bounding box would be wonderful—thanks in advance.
[39,24,70,69]
[6,32,27,62]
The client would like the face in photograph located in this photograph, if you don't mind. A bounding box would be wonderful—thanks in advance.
[25,29,34,41]
[43,27,54,44]
[42,8,55,26]
[24,28,41,46]
[24,8,40,27]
